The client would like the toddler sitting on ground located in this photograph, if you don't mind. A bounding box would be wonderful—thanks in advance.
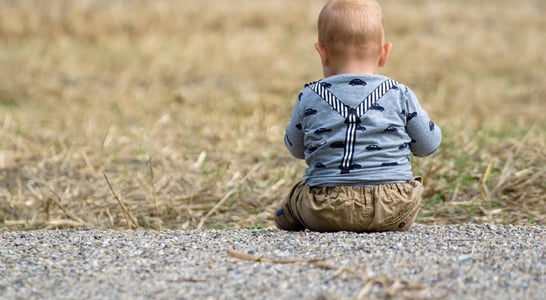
[274,0,441,232]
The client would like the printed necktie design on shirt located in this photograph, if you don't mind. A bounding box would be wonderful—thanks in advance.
[308,79,399,174]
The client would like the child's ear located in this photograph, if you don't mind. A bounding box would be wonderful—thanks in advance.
[314,42,329,67]
[378,42,392,67]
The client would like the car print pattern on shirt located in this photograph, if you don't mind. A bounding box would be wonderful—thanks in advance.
[406,112,417,121]
[314,162,326,169]
[370,103,385,112]
[304,108,318,117]
[308,79,399,174]
[384,125,398,132]
[366,144,382,151]
[349,79,367,86]
[307,145,319,153]
[315,128,332,134]
[320,82,332,88]
[349,163,362,170]
[330,141,346,149]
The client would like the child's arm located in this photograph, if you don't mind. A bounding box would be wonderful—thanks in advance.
[404,87,442,157]
[284,96,305,159]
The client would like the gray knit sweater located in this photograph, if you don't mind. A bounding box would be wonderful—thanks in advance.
[284,74,441,187]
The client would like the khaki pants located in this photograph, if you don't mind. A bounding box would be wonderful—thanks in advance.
[274,178,423,232]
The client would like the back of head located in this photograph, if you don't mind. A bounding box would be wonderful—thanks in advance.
[318,0,384,59]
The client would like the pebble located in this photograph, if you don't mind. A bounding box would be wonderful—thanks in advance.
[0,224,544,299]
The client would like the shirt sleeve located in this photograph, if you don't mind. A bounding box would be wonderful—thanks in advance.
[403,86,442,157]
[284,92,306,159]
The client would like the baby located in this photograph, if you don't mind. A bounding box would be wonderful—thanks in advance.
[274,0,441,232]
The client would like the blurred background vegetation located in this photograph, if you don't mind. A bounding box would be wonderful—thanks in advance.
[0,0,544,229]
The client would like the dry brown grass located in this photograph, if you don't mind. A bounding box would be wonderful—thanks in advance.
[0,0,544,230]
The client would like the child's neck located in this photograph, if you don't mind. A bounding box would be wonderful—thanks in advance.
[323,58,380,77]
[323,55,379,77]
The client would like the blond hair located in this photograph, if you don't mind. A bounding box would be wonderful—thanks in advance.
[318,0,385,58]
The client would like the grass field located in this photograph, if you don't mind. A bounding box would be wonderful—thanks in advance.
[0,0,544,230]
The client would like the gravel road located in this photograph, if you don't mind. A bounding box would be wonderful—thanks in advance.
[1,224,544,300]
